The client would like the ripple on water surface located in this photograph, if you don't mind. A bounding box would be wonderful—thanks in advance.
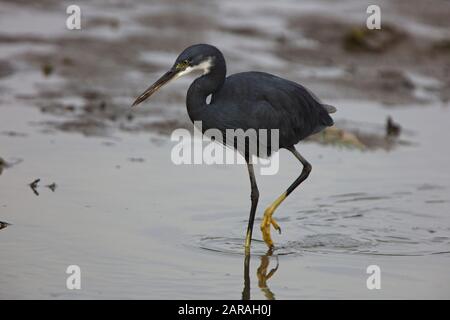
[195,188,450,257]
[195,234,374,257]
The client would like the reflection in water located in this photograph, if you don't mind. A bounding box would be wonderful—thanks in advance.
[242,254,251,300]
[257,249,279,300]
[242,249,279,300]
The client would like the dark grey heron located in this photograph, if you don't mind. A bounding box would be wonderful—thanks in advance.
[132,44,336,251]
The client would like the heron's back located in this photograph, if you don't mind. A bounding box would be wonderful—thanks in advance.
[206,71,335,150]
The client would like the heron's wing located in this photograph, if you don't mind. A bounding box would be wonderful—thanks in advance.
[211,72,334,146]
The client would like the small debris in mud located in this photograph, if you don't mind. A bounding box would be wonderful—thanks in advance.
[0,157,6,175]
[29,178,40,196]
[128,157,145,163]
[386,116,401,137]
[308,127,366,150]
[378,70,415,92]
[1,131,28,137]
[218,25,267,38]
[39,102,77,115]
[119,119,191,136]
[62,57,74,66]
[0,221,10,231]
[430,39,450,54]
[86,16,121,29]
[28,179,58,195]
[0,60,14,79]
[41,62,54,77]
[46,183,57,192]
[0,157,23,175]
[342,25,405,53]
[44,118,109,137]
[307,118,410,151]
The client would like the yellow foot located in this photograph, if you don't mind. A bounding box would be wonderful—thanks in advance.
[260,192,287,248]
[260,209,281,248]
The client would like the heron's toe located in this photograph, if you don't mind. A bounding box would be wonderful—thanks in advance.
[261,210,277,248]
[271,218,281,234]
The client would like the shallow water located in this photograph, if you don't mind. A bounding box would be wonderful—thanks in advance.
[1,101,450,299]
[1,0,450,299]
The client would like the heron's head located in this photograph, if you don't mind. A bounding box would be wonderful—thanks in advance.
[132,44,220,107]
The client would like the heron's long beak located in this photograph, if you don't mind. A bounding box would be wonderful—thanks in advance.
[131,68,178,107]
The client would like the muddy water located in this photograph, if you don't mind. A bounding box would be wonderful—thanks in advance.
[1,101,450,299]
[1,0,450,299]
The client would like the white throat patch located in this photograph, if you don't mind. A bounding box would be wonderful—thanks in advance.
[176,57,214,78]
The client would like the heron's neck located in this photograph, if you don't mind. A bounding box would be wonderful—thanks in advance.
[186,61,226,122]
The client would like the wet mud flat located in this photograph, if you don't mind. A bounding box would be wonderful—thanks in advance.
[1,0,450,299]
[0,0,449,139]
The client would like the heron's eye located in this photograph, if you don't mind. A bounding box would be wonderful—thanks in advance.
[176,60,190,70]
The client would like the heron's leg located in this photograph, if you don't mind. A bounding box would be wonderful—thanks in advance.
[244,162,259,252]
[261,146,312,248]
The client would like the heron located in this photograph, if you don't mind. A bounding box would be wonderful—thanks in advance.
[132,44,336,251]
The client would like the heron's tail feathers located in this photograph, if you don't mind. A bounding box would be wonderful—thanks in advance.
[322,104,337,114]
